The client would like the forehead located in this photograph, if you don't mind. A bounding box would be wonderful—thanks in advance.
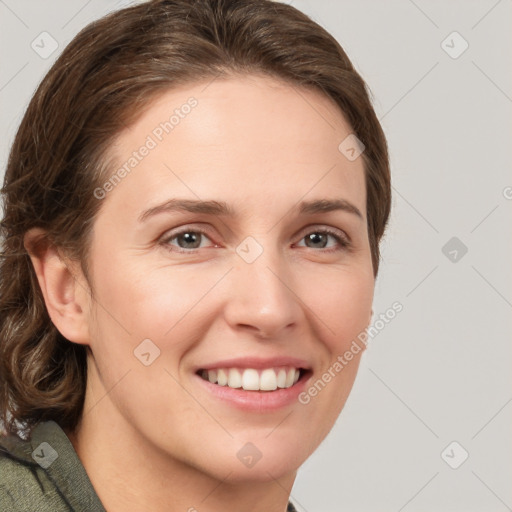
[103,74,366,220]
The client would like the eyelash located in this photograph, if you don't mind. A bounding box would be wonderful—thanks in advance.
[159,226,351,254]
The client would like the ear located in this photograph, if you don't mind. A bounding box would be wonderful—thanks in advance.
[23,228,91,346]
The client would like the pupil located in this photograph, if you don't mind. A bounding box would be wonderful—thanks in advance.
[308,233,326,248]
[180,232,199,248]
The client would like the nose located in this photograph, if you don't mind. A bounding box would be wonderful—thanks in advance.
[222,241,303,339]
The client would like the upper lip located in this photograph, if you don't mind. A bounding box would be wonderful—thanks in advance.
[195,356,312,372]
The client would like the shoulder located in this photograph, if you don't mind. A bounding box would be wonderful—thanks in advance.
[0,422,73,511]
[0,449,65,511]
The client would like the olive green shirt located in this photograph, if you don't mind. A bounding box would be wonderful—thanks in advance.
[0,420,298,511]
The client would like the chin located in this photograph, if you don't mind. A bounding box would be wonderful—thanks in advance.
[200,436,312,484]
[218,456,302,484]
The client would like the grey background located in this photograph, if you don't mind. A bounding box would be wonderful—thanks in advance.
[1,1,511,511]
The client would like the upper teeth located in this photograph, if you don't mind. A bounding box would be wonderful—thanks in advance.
[200,367,300,391]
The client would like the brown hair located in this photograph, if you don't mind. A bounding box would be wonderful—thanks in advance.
[0,0,391,438]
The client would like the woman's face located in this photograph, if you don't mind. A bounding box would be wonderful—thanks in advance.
[80,75,374,481]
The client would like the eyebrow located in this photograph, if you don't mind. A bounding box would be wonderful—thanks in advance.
[138,197,363,223]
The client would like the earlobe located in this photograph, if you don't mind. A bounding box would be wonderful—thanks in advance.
[23,228,91,346]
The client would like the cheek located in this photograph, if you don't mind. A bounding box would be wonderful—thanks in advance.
[88,252,223,350]
[88,231,374,354]
[307,267,374,351]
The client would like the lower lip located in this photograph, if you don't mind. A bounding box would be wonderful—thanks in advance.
[194,372,311,412]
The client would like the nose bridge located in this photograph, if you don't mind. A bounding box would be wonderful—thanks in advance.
[225,234,301,336]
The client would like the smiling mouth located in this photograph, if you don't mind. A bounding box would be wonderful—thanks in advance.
[196,366,309,392]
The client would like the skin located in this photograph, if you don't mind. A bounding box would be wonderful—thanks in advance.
[25,74,375,512]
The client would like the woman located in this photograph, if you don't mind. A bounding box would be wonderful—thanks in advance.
[0,0,391,510]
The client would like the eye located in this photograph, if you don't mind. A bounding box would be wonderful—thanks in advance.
[295,228,351,253]
[160,226,351,254]
[160,228,216,252]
